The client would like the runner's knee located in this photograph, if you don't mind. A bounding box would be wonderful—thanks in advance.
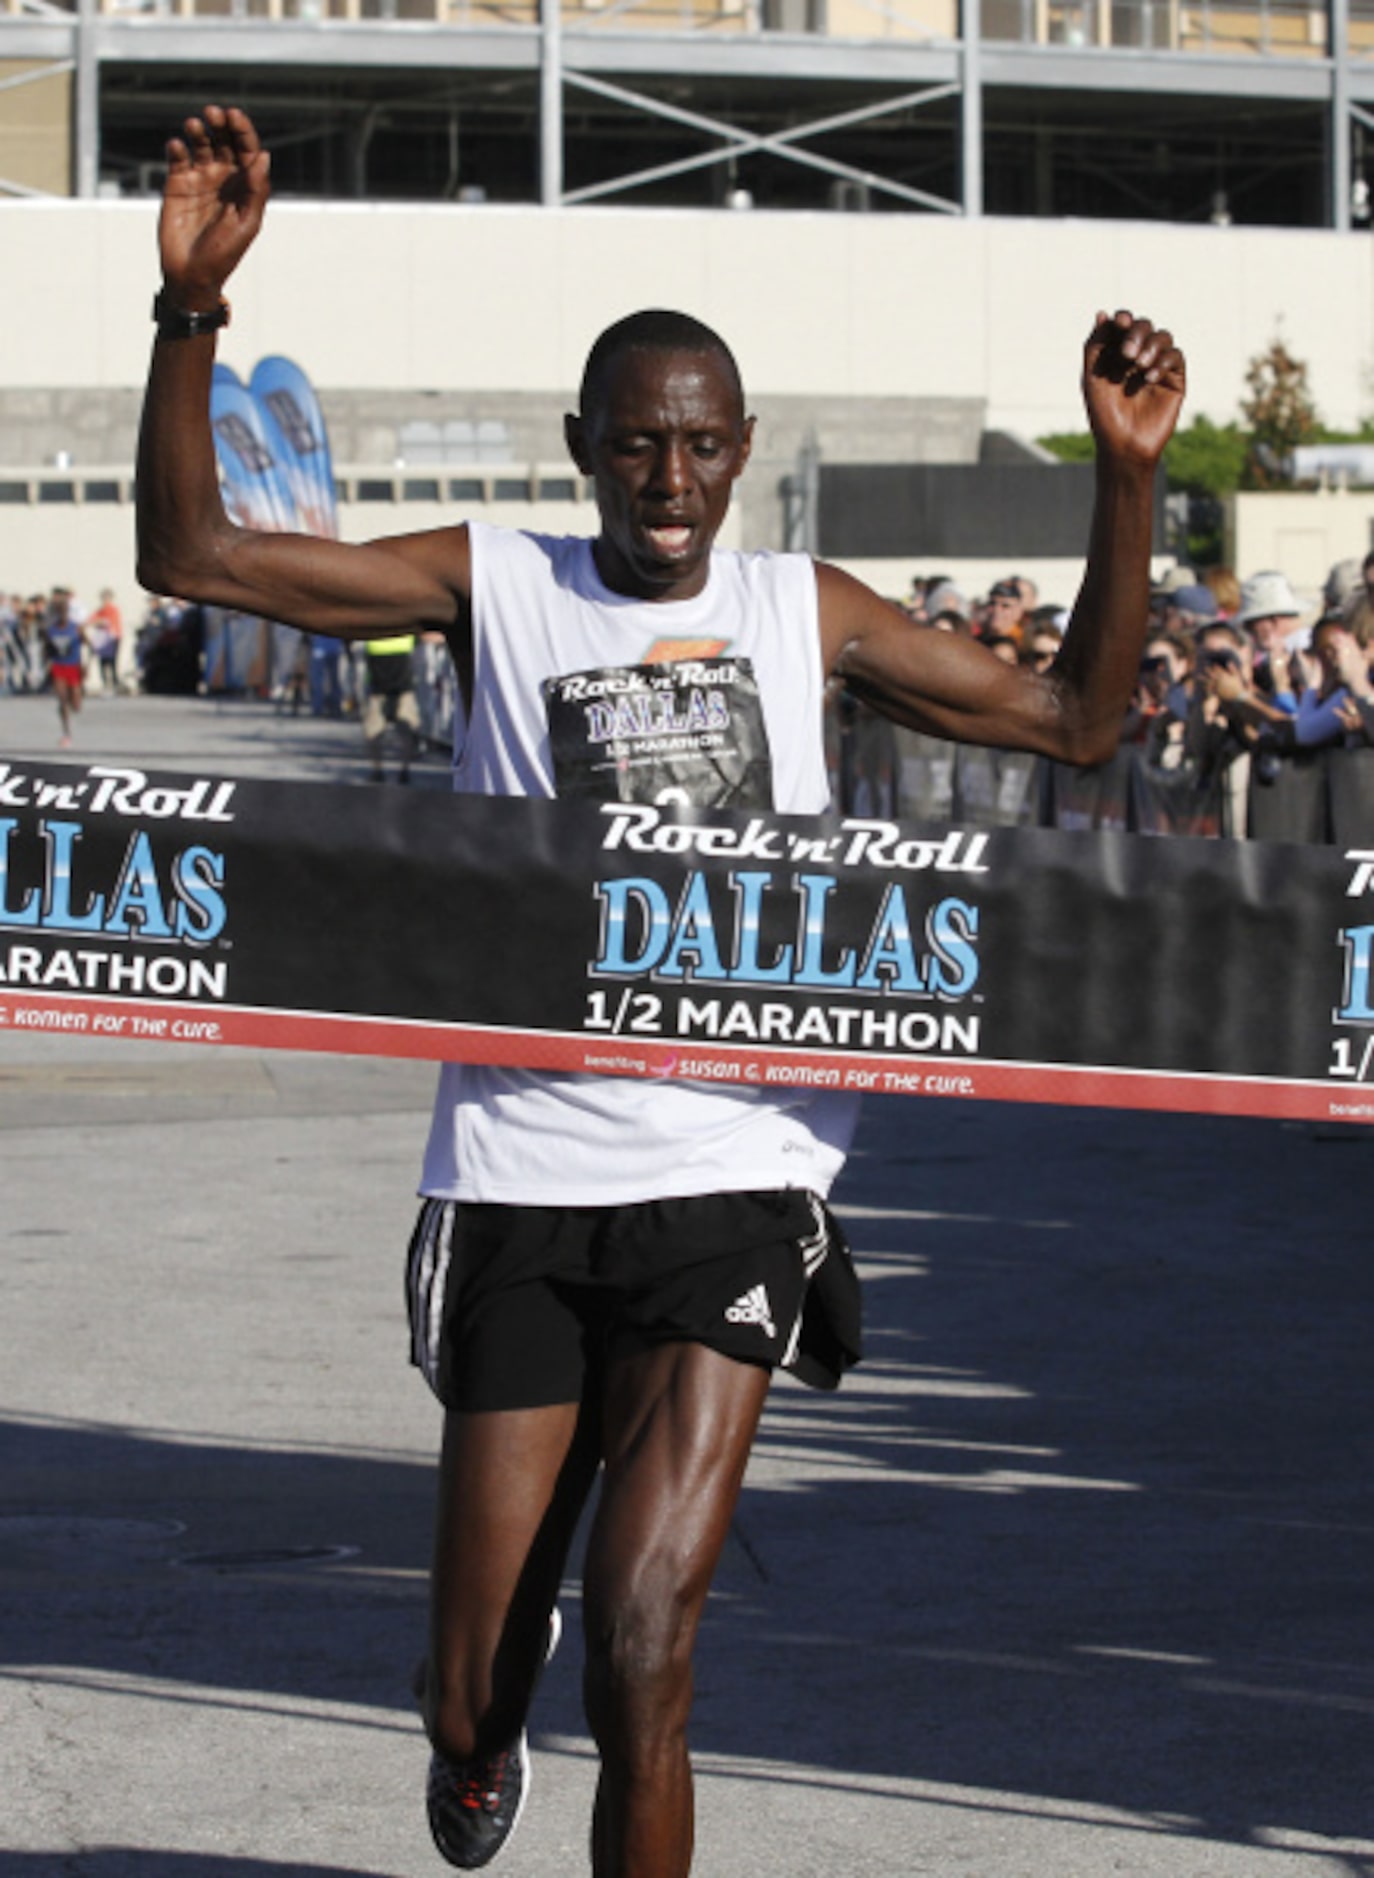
[584,1564,699,1751]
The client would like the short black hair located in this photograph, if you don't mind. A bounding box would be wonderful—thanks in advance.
[579,309,745,422]
[1198,619,1246,650]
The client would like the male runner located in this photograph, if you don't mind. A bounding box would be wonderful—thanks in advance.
[136,105,1185,1878]
[45,590,86,747]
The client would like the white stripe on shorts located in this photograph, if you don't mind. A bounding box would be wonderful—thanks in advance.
[799,1192,830,1278]
[783,1192,831,1368]
[408,1199,456,1395]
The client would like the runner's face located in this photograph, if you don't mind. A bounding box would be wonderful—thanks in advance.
[569,348,754,603]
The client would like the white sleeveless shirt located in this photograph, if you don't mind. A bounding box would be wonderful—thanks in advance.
[419,522,860,1205]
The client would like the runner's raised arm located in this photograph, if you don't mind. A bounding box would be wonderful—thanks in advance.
[820,310,1186,766]
[136,104,468,642]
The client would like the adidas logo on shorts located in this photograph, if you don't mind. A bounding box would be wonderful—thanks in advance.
[725,1283,776,1339]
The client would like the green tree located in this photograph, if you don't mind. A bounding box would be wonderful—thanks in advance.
[1039,416,1247,567]
[1036,431,1096,464]
[1239,334,1319,487]
[1162,414,1249,498]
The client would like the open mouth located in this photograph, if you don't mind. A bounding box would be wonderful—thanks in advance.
[643,522,695,559]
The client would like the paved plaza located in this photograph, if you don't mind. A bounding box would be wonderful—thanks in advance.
[2,689,1372,1876]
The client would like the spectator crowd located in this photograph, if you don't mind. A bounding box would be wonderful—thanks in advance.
[836,556,1374,845]
[7,560,1372,841]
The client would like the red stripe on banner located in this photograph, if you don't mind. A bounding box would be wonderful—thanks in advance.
[1,989,1369,1127]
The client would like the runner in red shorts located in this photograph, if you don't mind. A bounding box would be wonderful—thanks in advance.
[45,594,86,748]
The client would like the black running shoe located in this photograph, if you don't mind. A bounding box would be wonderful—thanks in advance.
[422,1608,561,1869]
[426,1732,530,1870]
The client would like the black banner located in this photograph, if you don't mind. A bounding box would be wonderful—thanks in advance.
[0,758,1371,1127]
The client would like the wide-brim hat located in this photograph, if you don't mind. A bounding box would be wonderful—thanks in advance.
[1237,570,1301,624]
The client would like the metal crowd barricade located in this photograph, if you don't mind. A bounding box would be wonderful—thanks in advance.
[831,692,1374,843]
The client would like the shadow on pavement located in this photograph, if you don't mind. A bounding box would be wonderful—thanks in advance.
[0,1412,435,1728]
[4,1101,1372,1861]
[695,1101,1374,1854]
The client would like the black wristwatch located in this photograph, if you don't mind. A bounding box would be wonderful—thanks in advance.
[152,289,231,340]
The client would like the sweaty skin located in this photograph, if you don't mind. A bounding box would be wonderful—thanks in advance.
[136,102,1187,1878]
[563,349,755,604]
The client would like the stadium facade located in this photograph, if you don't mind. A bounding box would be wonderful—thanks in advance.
[3,0,1374,229]
[5,0,1374,616]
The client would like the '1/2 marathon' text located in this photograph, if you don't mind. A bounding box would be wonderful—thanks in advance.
[585,988,979,1054]
[586,847,985,1057]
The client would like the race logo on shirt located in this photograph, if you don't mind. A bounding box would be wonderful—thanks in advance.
[544,657,774,809]
[641,636,731,664]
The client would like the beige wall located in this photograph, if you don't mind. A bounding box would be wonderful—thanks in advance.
[0,64,71,197]
[1230,488,1374,603]
[5,194,1374,612]
[6,483,1364,635]
[0,480,727,637]
[1,197,1372,439]
[1,501,139,634]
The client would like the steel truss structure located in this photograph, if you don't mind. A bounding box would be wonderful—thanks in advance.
[2,0,1374,224]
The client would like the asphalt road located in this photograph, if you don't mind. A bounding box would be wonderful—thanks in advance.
[2,689,1372,1876]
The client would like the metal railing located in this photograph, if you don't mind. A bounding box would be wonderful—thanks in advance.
[82,0,762,29]
[980,0,1338,50]
[7,0,1373,61]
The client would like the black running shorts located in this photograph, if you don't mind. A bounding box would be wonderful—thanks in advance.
[405,1188,857,1412]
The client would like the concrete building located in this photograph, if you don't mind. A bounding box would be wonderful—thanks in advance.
[2,190,1374,617]
[3,0,1374,227]
[4,0,1374,618]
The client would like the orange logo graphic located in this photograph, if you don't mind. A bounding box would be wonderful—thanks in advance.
[641,637,731,664]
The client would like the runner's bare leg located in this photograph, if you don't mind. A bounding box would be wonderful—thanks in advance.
[583,1341,772,1877]
[424,1398,601,1759]
[55,676,78,742]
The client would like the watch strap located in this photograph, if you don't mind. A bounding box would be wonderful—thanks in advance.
[153,290,231,340]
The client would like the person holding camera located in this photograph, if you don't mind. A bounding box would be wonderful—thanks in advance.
[1177,620,1263,835]
[1298,615,1374,748]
